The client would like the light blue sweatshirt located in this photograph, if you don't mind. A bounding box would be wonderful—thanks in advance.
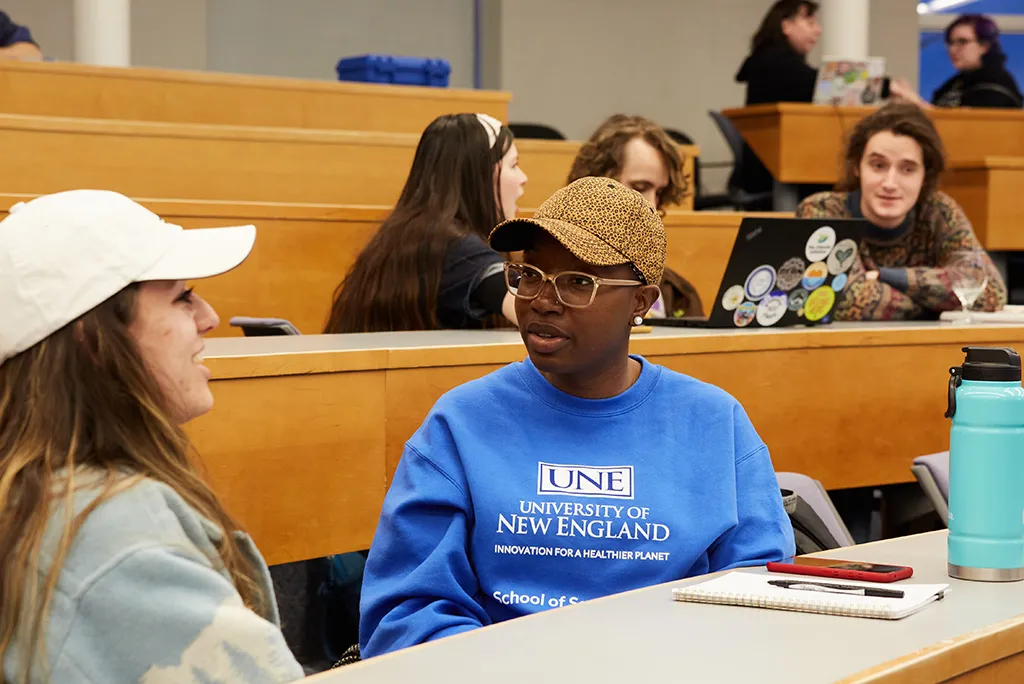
[3,473,304,683]
[360,355,795,657]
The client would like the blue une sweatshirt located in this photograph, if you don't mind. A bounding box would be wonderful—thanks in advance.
[360,356,795,657]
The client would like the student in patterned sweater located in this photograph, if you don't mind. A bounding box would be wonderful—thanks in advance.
[796,103,1006,321]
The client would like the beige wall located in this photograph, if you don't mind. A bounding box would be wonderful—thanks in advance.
[132,0,208,70]
[205,0,476,87]
[0,0,207,69]
[3,0,919,192]
[1,0,75,62]
[496,0,920,194]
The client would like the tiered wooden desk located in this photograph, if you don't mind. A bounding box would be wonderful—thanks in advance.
[0,114,695,210]
[0,59,509,133]
[944,157,1024,251]
[303,531,1024,683]
[188,323,1024,563]
[722,103,1024,187]
[0,196,727,336]
[722,103,1024,241]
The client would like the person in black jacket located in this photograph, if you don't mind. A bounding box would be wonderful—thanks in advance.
[734,0,821,200]
[891,14,1022,110]
[0,10,41,59]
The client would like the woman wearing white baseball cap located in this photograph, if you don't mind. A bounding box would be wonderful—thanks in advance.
[0,190,304,682]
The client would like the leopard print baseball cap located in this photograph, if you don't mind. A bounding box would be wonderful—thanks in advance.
[488,176,666,285]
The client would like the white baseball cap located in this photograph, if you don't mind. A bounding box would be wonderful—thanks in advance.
[0,189,256,365]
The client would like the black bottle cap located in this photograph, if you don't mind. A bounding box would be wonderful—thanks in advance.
[960,346,1022,382]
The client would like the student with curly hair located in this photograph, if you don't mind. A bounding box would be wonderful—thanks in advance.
[797,104,1006,320]
[568,114,703,317]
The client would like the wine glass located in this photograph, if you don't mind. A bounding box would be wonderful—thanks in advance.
[947,250,989,324]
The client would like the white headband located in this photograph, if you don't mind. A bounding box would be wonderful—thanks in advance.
[475,113,503,149]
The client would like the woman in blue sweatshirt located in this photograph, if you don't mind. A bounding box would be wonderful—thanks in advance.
[359,177,795,657]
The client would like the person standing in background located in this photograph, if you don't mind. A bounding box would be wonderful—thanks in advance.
[0,11,41,60]
[734,0,821,201]
[890,14,1022,109]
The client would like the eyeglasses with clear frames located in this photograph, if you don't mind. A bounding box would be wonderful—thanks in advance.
[503,262,644,309]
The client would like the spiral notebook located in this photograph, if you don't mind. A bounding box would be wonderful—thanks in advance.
[672,572,949,620]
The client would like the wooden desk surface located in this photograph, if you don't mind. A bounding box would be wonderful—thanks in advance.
[0,59,510,134]
[944,158,1024,251]
[0,114,694,210]
[723,103,1024,185]
[188,323,1024,563]
[305,531,1024,683]
[0,196,733,337]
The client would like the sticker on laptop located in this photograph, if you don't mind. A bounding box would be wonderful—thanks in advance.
[744,265,776,302]
[734,301,757,328]
[802,261,828,290]
[721,285,745,311]
[827,239,858,275]
[776,257,806,291]
[787,288,809,312]
[831,272,848,292]
[756,291,788,327]
[805,226,837,262]
[804,286,836,322]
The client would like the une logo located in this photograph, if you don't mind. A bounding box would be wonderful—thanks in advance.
[537,462,634,499]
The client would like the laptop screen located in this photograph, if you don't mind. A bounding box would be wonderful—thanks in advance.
[702,217,868,329]
[813,57,887,106]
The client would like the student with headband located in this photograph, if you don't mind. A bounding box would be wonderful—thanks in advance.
[325,113,528,332]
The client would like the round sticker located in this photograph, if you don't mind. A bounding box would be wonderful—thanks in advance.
[733,301,757,328]
[744,265,777,302]
[787,288,809,312]
[831,272,848,292]
[804,286,837,322]
[802,261,829,291]
[776,257,806,291]
[721,284,745,311]
[756,291,788,327]
[805,226,837,262]
[827,239,858,275]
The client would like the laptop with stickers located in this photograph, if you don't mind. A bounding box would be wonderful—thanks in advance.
[649,217,867,329]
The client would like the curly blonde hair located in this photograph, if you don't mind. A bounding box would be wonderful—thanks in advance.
[568,114,689,210]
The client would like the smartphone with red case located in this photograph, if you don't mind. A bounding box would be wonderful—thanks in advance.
[765,557,913,583]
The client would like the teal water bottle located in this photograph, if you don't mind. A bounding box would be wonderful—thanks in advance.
[946,347,1024,581]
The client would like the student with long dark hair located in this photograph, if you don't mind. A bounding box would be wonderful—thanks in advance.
[324,113,528,333]
[734,0,822,199]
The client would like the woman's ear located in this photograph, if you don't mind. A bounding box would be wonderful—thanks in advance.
[633,284,662,319]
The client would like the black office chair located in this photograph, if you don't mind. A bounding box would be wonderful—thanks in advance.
[707,110,774,211]
[664,128,731,211]
[508,123,566,140]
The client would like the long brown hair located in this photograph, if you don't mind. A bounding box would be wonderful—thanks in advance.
[750,0,819,53]
[324,114,512,333]
[568,114,689,210]
[0,285,263,683]
[837,103,946,208]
